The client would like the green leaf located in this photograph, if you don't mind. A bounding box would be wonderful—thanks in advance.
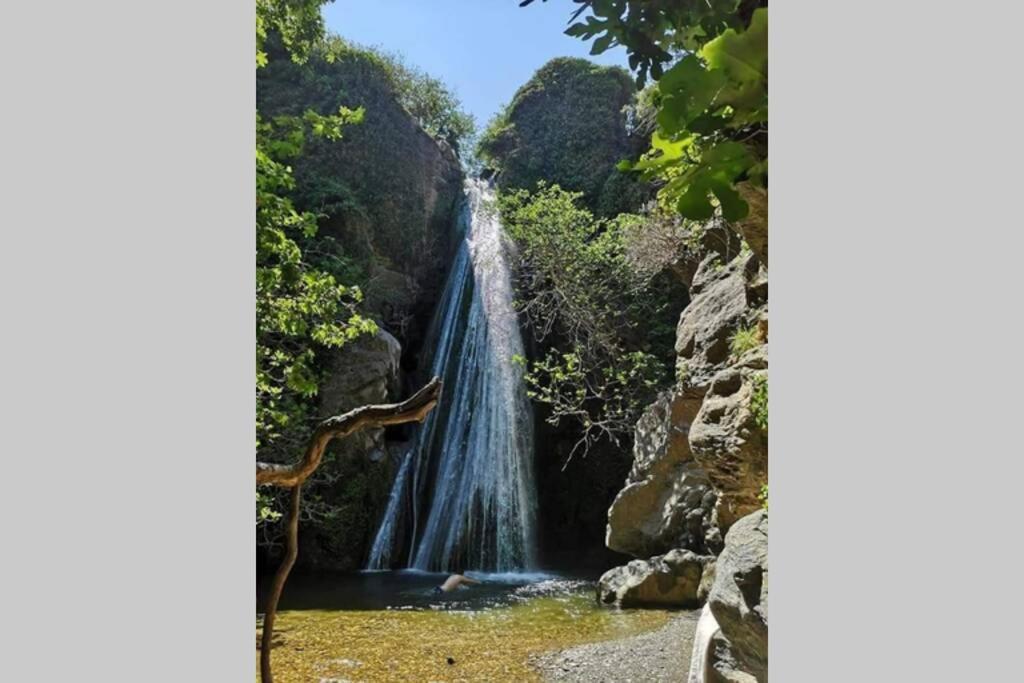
[712,181,749,221]
[590,33,614,55]
[702,8,767,84]
[656,56,727,135]
[701,8,768,114]
[677,180,716,220]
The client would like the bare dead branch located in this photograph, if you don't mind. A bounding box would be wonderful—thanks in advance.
[256,376,443,488]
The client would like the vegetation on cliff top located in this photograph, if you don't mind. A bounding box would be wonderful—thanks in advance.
[477,57,648,216]
[524,0,768,222]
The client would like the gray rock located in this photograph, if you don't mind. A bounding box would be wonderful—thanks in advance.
[675,254,755,391]
[668,218,746,288]
[606,391,718,557]
[597,549,715,608]
[708,510,768,683]
[708,631,758,683]
[689,350,767,531]
[318,328,401,416]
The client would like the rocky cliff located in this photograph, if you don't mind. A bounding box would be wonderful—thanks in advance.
[601,207,768,674]
[256,41,464,571]
[258,40,464,365]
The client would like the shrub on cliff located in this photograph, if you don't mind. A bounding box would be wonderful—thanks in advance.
[501,184,685,459]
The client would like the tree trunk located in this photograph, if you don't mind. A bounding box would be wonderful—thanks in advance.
[259,484,300,683]
[256,376,442,683]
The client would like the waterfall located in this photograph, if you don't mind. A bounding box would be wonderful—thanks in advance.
[366,179,537,572]
[687,603,720,683]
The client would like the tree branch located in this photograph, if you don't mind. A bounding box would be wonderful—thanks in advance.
[256,376,443,488]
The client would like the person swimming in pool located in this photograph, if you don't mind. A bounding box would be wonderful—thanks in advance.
[433,572,481,595]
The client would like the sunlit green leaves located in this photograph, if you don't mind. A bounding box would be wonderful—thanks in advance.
[617,8,767,222]
[702,8,768,123]
[656,57,727,135]
[256,0,334,67]
[256,71,376,459]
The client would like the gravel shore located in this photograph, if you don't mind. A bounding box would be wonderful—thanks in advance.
[529,610,701,683]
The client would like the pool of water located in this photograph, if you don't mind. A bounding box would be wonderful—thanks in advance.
[262,569,592,612]
[257,570,675,682]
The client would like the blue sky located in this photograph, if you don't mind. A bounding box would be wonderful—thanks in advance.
[322,0,630,128]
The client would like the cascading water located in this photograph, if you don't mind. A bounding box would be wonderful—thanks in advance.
[366,179,537,572]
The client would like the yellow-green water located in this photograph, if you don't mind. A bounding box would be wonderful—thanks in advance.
[258,592,672,682]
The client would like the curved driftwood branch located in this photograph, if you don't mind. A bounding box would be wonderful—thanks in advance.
[256,377,442,683]
[256,376,443,488]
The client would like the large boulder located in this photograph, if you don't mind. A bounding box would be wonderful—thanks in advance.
[707,510,768,683]
[597,549,715,608]
[606,391,719,557]
[317,328,402,459]
[297,329,404,571]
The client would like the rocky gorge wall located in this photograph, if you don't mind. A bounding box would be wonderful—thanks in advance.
[600,213,769,680]
[256,42,464,572]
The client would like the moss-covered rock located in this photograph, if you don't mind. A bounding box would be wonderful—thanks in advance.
[257,40,464,358]
[478,57,649,215]
[257,41,464,572]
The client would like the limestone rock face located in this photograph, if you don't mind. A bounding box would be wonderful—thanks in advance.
[674,250,768,533]
[604,234,767,577]
[676,253,762,391]
[605,391,719,557]
[690,347,768,530]
[708,510,768,683]
[597,549,716,608]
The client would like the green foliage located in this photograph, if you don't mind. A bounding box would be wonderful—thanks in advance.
[500,184,684,458]
[759,483,768,511]
[256,0,376,478]
[750,374,768,432]
[476,104,514,168]
[675,359,689,385]
[316,36,476,154]
[477,58,644,215]
[256,109,378,459]
[729,324,763,357]
[256,0,332,67]
[530,0,768,222]
[371,47,476,153]
[257,490,283,524]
